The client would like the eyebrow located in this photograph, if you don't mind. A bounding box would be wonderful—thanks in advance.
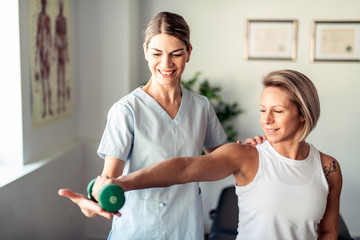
[150,48,185,53]
[260,104,286,108]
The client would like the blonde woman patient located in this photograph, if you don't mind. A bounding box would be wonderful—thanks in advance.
[90,70,342,240]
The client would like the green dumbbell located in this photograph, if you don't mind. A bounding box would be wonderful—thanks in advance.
[87,178,125,213]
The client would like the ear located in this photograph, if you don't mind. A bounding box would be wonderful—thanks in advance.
[143,42,148,61]
[186,44,193,62]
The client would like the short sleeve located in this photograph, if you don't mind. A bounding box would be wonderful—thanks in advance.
[203,98,227,149]
[97,102,134,161]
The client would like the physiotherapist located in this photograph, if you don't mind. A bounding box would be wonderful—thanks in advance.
[59,11,227,240]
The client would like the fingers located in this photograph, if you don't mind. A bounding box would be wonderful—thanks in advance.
[58,188,84,204]
[92,176,111,201]
[92,176,120,200]
[244,138,257,147]
[58,187,121,220]
[244,135,267,147]
[80,197,119,220]
[58,188,78,198]
[254,136,263,144]
[254,135,267,143]
[84,202,113,219]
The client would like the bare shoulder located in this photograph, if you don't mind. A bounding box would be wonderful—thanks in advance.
[216,142,258,157]
[320,152,342,189]
[212,143,258,169]
[219,143,259,185]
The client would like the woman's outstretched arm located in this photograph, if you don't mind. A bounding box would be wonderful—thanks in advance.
[94,143,257,195]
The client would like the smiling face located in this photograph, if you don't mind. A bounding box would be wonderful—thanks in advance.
[260,86,304,144]
[144,34,192,87]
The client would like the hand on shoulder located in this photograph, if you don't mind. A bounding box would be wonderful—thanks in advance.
[237,135,267,147]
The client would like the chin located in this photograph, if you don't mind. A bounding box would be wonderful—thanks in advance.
[265,136,281,144]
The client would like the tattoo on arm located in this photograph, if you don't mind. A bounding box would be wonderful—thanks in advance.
[323,160,337,184]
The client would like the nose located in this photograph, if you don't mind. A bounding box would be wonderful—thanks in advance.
[160,54,172,68]
[262,112,274,125]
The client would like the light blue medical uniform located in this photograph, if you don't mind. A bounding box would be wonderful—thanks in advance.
[98,86,227,240]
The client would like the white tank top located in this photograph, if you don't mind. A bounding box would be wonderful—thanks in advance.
[235,141,329,240]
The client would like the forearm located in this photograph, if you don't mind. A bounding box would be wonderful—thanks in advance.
[118,157,188,192]
[101,155,125,178]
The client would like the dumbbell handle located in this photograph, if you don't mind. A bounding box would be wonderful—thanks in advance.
[87,179,125,213]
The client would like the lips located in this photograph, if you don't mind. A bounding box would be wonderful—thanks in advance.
[158,69,176,77]
[266,128,279,134]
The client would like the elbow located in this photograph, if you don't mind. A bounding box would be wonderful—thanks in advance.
[317,229,338,240]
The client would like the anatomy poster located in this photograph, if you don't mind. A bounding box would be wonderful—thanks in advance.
[29,0,72,128]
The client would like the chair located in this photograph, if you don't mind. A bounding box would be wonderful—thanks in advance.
[338,214,353,240]
[208,186,353,240]
[208,186,238,240]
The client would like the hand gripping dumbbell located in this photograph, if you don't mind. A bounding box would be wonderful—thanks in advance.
[87,178,125,212]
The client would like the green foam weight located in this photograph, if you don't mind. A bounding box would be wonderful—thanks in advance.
[87,179,97,201]
[87,179,126,213]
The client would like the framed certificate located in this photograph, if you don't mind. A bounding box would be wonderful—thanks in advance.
[245,19,298,60]
[311,21,360,62]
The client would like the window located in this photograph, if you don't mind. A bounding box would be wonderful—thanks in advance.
[0,2,23,166]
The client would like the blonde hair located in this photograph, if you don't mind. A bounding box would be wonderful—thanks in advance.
[262,70,320,141]
[144,12,191,51]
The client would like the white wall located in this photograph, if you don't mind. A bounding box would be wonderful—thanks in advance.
[0,142,86,240]
[76,0,132,140]
[138,0,360,235]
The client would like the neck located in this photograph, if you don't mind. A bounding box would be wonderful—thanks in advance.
[270,141,309,160]
[142,78,182,104]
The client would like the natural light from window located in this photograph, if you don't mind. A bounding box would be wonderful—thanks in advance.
[0,2,23,172]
